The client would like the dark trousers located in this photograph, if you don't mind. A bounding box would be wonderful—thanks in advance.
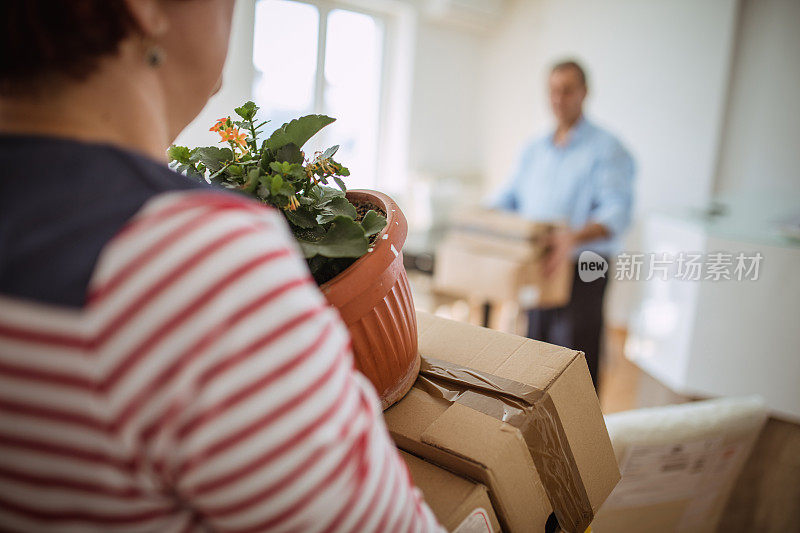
[526,262,608,389]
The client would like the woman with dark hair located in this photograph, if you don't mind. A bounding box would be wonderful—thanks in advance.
[0,1,441,531]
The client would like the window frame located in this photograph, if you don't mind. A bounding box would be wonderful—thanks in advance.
[251,0,415,193]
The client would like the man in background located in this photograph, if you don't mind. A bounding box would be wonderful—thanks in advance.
[491,60,635,389]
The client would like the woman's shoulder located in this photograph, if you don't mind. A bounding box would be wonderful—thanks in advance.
[87,188,294,299]
[0,136,286,309]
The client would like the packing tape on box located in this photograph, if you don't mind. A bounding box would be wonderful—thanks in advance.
[418,357,592,533]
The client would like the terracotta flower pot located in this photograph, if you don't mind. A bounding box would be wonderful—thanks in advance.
[319,189,419,410]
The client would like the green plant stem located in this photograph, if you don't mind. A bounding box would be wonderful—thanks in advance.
[208,159,258,181]
[248,120,258,153]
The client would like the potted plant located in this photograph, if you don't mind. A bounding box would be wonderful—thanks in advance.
[168,101,419,409]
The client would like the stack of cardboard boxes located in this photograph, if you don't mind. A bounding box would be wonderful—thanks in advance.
[433,209,573,310]
[384,312,620,532]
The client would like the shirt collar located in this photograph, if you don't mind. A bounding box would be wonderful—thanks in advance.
[550,115,590,148]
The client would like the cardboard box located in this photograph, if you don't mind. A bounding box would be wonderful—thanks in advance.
[400,451,501,532]
[591,396,767,533]
[385,312,620,532]
[433,209,573,308]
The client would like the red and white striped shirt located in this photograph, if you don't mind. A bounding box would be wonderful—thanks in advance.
[0,191,442,532]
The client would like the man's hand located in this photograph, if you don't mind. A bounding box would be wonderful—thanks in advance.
[544,227,576,277]
[543,222,611,277]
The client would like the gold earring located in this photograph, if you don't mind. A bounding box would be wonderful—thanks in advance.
[145,44,165,67]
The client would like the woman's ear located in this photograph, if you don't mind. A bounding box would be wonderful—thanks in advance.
[124,0,169,37]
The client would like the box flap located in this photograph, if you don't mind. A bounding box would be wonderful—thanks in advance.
[418,311,573,390]
[422,402,551,531]
[400,451,501,532]
[386,387,493,486]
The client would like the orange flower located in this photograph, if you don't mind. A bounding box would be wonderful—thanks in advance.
[229,129,249,151]
[287,196,300,211]
[218,126,249,151]
[209,117,229,133]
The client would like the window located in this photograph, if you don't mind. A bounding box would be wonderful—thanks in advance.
[253,0,389,190]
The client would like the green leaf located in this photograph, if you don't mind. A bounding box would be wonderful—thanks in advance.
[275,143,304,164]
[361,210,387,237]
[289,166,307,181]
[270,175,284,196]
[307,185,344,205]
[280,182,296,196]
[186,165,206,182]
[293,225,326,242]
[265,115,336,152]
[333,176,347,192]
[320,185,346,200]
[167,145,191,164]
[234,101,259,120]
[285,207,317,228]
[297,216,368,259]
[227,164,242,176]
[316,196,358,224]
[306,185,324,202]
[190,146,233,172]
[242,168,260,193]
[297,195,314,206]
[269,174,295,197]
[259,147,275,171]
[318,145,339,161]
[269,161,290,174]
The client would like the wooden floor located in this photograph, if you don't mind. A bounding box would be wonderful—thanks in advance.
[597,326,640,414]
[719,417,800,532]
[597,327,800,533]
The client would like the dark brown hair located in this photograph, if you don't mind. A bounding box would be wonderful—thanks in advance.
[551,60,588,88]
[1,1,138,93]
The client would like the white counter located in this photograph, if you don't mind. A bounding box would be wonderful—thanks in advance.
[625,194,800,421]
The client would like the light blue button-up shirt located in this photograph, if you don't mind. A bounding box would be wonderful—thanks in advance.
[491,117,635,257]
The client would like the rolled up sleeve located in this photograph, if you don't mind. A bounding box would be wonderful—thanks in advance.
[589,142,635,238]
[488,143,535,212]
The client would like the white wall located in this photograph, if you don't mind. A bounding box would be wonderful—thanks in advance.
[482,0,740,216]
[407,20,486,182]
[714,0,800,196]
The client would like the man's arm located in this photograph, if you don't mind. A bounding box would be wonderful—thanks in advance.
[544,142,635,275]
[488,143,535,212]
[588,141,635,240]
